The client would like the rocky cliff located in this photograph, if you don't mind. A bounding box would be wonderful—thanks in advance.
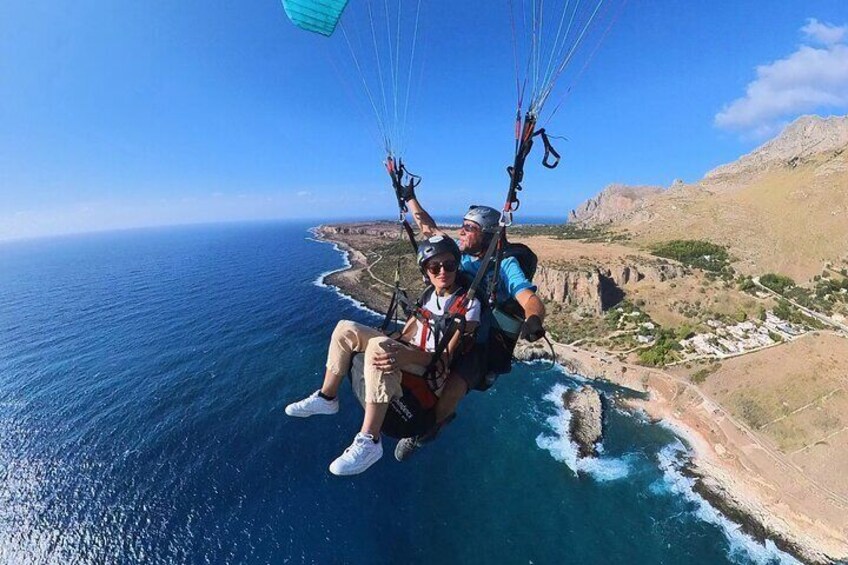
[534,260,686,314]
[317,222,399,238]
[568,183,664,226]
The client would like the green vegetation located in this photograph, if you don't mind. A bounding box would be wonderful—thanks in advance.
[510,223,630,242]
[690,363,722,384]
[510,223,603,239]
[675,324,695,340]
[758,271,848,318]
[738,397,770,429]
[651,240,731,273]
[543,310,611,344]
[637,329,681,367]
[760,273,796,294]
[690,368,710,384]
[369,240,427,296]
[737,275,757,294]
[773,298,826,330]
[772,299,793,322]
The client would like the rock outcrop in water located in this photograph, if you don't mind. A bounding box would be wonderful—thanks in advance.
[562,386,604,457]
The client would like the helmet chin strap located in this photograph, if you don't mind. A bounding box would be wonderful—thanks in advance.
[472,234,495,258]
[461,234,490,258]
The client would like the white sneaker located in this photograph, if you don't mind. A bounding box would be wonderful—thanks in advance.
[329,433,383,476]
[285,391,339,417]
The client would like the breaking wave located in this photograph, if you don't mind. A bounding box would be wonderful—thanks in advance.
[654,443,800,565]
[535,383,632,482]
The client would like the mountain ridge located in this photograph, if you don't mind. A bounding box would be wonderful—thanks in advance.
[567,115,848,280]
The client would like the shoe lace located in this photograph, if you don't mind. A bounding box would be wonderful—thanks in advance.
[345,434,374,456]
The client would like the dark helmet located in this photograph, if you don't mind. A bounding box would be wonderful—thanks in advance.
[417,235,461,268]
[463,205,500,234]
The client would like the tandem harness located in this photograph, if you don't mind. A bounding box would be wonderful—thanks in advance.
[350,282,473,439]
[362,114,559,435]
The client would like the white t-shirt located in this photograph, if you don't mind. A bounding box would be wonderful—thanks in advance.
[410,288,481,351]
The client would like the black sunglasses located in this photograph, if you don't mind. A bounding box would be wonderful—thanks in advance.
[425,260,459,275]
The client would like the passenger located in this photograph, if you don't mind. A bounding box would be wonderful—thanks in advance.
[395,190,547,461]
[285,235,480,475]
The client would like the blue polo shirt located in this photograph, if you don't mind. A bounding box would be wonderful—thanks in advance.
[459,253,536,304]
[460,252,534,343]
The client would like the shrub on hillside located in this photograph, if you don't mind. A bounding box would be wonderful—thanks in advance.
[760,273,796,295]
[690,368,711,384]
[651,240,730,272]
[738,276,757,293]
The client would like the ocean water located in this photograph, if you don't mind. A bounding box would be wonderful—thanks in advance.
[0,222,798,564]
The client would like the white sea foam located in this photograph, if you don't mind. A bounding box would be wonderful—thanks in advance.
[654,443,800,565]
[527,359,589,383]
[306,230,382,318]
[535,383,632,482]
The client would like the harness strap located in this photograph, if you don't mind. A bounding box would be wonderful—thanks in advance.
[400,218,418,256]
[406,285,472,391]
[385,156,421,257]
[417,309,431,350]
[422,314,466,389]
[535,128,561,169]
[377,155,423,336]
[487,232,508,307]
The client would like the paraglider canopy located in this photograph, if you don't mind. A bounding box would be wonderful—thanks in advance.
[281,0,350,37]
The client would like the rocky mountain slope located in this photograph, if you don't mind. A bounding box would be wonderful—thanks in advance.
[568,184,664,226]
[569,115,848,281]
[705,115,848,183]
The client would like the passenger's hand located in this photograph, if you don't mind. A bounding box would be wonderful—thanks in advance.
[520,315,545,342]
[372,342,413,372]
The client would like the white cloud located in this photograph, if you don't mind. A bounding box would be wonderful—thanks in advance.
[802,18,847,46]
[715,20,848,135]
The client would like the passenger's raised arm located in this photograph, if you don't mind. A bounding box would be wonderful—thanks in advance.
[400,182,441,238]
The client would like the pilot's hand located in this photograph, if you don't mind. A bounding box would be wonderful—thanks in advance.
[520,315,546,342]
[399,182,416,203]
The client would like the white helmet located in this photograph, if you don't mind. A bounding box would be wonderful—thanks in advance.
[463,205,500,234]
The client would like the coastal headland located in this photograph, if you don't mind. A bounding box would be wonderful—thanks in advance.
[313,220,848,565]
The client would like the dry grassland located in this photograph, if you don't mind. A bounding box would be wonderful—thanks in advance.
[622,153,848,282]
[700,332,848,495]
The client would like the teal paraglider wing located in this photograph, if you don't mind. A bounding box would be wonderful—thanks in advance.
[281,0,350,37]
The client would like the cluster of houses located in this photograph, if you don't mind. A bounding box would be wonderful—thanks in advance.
[679,312,804,358]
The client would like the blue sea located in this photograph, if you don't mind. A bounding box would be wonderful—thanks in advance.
[0,222,798,564]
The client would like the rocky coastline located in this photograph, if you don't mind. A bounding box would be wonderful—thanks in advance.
[514,340,843,565]
[312,228,394,316]
[313,224,846,565]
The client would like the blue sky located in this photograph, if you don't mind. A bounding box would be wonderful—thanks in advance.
[1,1,847,240]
